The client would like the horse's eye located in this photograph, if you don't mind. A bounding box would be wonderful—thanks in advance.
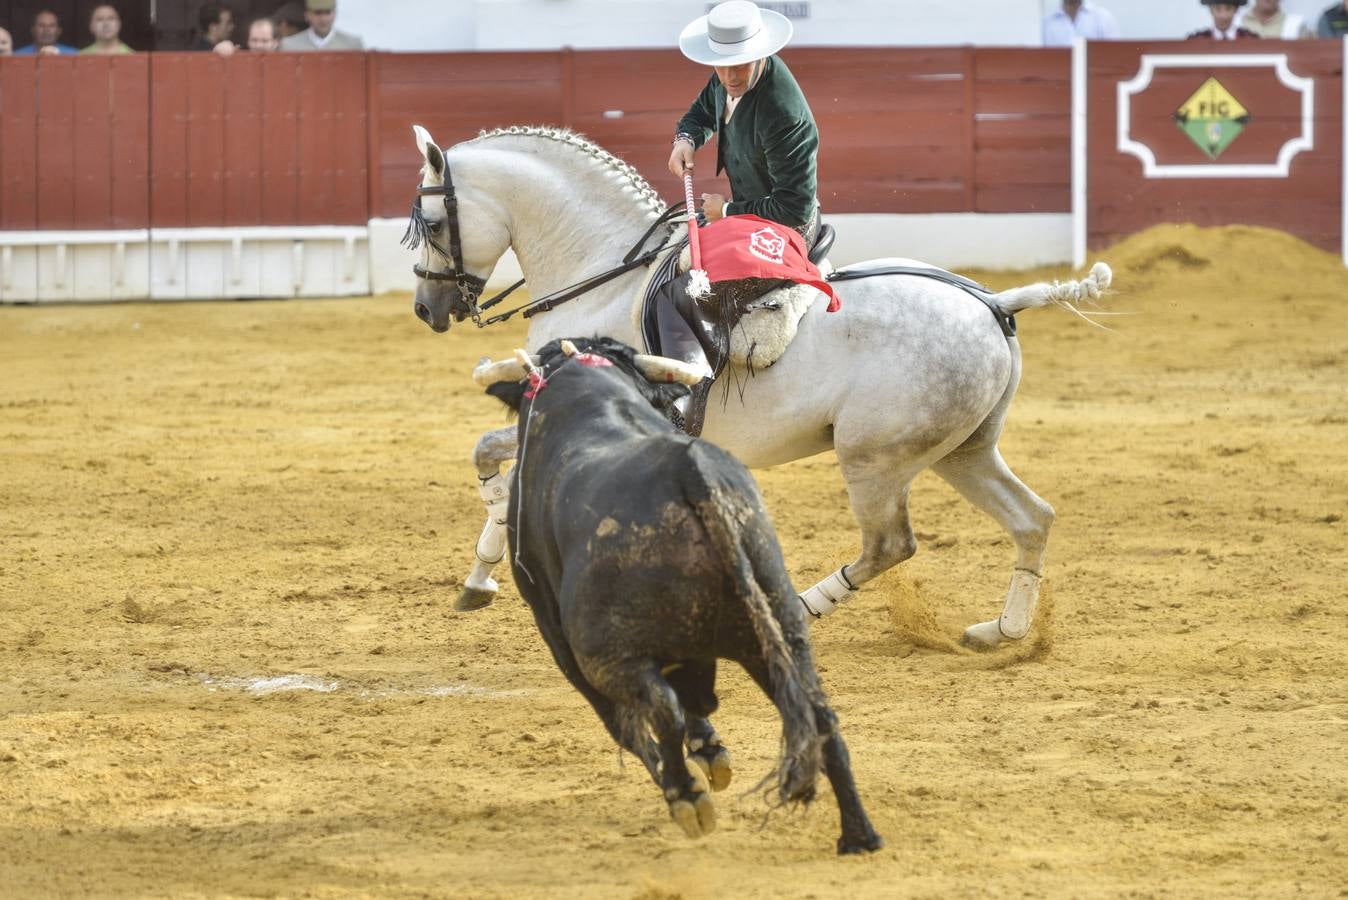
[428,222,443,234]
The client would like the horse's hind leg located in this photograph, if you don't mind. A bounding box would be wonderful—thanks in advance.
[931,442,1054,650]
[458,426,518,611]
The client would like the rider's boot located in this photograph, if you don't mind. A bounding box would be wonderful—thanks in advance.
[655,273,719,437]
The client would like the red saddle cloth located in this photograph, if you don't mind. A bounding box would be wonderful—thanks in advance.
[697,214,840,312]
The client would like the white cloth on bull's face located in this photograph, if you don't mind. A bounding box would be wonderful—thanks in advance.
[679,1,793,67]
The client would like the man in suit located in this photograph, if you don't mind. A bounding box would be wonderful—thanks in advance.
[1314,0,1348,36]
[280,0,363,51]
[1187,0,1262,39]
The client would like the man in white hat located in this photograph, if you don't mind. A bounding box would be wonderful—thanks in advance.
[667,0,818,237]
[658,1,820,435]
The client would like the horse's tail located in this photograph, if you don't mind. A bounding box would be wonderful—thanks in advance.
[686,446,821,808]
[991,261,1113,327]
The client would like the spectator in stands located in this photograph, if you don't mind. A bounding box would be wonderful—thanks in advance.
[280,0,364,51]
[195,3,238,54]
[82,5,133,54]
[15,9,78,55]
[1187,0,1261,39]
[1239,0,1310,37]
[1314,0,1348,35]
[273,2,306,38]
[1042,0,1119,46]
[247,17,280,51]
[0,26,13,55]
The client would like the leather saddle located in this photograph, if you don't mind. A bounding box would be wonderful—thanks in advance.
[641,224,836,358]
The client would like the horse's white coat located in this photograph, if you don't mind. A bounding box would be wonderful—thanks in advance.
[412,126,1108,648]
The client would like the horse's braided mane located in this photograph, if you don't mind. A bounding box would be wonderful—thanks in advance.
[470,125,667,218]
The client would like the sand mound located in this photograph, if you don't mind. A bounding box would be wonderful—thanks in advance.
[1093,223,1343,286]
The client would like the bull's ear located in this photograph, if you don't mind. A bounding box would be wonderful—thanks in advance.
[486,380,526,413]
[413,124,445,178]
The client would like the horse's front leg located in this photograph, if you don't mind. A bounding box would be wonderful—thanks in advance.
[457,426,518,611]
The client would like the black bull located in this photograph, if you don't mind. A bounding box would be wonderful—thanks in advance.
[485,337,883,854]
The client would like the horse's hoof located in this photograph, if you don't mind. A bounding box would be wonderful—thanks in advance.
[960,619,1006,651]
[669,789,716,839]
[455,587,496,612]
[689,746,733,792]
[837,830,885,855]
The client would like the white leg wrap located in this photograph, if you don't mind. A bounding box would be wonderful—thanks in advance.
[998,568,1041,640]
[799,567,857,618]
[474,473,510,566]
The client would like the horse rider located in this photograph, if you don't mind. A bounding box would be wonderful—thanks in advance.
[658,0,821,436]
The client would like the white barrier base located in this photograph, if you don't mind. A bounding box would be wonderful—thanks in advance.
[0,227,370,303]
[0,214,1073,304]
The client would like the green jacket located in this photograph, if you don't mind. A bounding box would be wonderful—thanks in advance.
[675,55,819,228]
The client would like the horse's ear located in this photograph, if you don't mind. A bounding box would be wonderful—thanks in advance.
[412,124,445,178]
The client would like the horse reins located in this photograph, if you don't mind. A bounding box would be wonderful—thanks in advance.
[406,161,687,328]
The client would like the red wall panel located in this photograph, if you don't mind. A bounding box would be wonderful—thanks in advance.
[148,53,368,228]
[109,55,151,229]
[371,52,564,218]
[224,55,264,226]
[1088,41,1342,252]
[150,54,191,228]
[1,59,40,230]
[36,58,77,230]
[260,55,300,225]
[973,47,1071,214]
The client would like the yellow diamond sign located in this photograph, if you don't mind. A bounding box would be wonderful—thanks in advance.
[1173,77,1251,160]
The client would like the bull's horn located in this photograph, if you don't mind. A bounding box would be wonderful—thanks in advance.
[560,340,579,357]
[473,356,534,386]
[633,354,711,386]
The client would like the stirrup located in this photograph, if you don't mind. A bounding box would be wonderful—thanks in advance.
[679,379,713,437]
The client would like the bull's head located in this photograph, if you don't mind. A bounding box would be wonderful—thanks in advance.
[476,338,701,419]
[406,125,510,333]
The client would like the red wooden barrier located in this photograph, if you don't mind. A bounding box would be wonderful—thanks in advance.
[366,47,1071,220]
[149,53,368,228]
[0,48,1180,234]
[0,55,149,231]
[973,48,1071,213]
[0,59,40,230]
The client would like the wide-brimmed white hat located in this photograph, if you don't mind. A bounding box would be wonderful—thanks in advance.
[679,1,793,67]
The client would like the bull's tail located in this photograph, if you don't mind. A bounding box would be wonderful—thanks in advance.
[991,261,1114,329]
[691,467,821,807]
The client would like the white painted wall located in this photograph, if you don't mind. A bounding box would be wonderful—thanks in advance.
[337,0,1339,52]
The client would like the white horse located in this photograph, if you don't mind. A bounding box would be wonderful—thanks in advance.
[407,124,1110,650]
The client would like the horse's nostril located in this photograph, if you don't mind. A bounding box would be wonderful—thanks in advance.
[415,303,430,321]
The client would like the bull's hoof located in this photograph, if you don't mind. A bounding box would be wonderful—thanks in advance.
[960,619,1007,651]
[668,765,716,838]
[455,587,496,612]
[688,745,733,792]
[837,830,884,855]
[669,786,716,839]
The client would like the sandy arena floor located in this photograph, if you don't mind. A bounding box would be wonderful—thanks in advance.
[1,225,1345,898]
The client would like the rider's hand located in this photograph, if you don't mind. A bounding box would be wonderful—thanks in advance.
[668,141,695,179]
[702,193,727,221]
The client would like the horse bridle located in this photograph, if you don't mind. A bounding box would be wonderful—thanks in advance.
[407,165,489,320]
[405,154,686,329]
